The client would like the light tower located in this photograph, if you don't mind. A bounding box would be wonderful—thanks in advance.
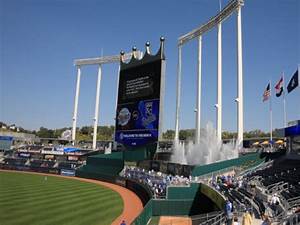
[71,52,138,149]
[175,0,244,149]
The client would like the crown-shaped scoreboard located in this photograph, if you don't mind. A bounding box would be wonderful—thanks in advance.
[115,37,166,148]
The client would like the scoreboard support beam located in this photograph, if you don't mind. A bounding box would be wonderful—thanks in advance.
[92,65,102,150]
[175,0,244,149]
[72,52,138,149]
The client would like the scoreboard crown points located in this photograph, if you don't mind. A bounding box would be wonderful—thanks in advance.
[120,37,165,70]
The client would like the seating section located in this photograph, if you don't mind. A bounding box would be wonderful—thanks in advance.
[0,156,82,174]
[243,157,300,222]
[281,185,300,201]
[248,159,300,201]
[4,158,27,166]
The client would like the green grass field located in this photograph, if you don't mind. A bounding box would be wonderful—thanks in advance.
[0,171,123,225]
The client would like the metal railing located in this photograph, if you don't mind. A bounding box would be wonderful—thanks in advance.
[197,212,226,225]
[277,212,300,225]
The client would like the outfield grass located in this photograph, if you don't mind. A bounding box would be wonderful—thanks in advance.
[0,171,123,225]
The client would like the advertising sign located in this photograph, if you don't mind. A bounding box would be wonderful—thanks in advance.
[60,169,75,176]
[68,155,79,161]
[18,153,31,158]
[115,40,165,147]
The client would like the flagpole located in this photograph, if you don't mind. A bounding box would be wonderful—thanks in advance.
[298,65,300,118]
[270,79,273,145]
[283,72,287,127]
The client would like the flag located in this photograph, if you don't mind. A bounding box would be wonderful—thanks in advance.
[274,76,284,97]
[263,83,271,102]
[287,69,299,93]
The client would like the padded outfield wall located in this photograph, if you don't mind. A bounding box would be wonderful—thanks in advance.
[132,183,226,225]
[191,153,264,176]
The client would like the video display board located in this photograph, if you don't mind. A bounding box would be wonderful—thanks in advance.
[115,48,164,147]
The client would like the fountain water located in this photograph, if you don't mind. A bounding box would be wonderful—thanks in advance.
[104,142,112,154]
[171,122,238,165]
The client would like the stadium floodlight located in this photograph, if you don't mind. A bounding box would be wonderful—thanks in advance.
[175,0,244,149]
[72,51,142,150]
[73,52,139,66]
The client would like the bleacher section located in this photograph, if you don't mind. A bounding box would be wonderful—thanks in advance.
[0,149,83,175]
[248,158,300,201]
[242,155,300,223]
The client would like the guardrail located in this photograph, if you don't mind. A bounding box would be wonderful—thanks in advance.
[190,211,225,225]
[277,212,300,225]
[200,212,226,225]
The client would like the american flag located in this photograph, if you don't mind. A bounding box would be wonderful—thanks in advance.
[263,83,271,102]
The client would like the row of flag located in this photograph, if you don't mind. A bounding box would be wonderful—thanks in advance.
[263,68,299,102]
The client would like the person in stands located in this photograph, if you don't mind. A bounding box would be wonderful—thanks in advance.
[232,216,240,225]
[270,194,280,215]
[242,209,253,225]
[225,199,233,225]
[261,215,271,225]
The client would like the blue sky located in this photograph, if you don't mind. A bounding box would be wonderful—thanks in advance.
[0,0,299,132]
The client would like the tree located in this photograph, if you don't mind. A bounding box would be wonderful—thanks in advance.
[163,130,175,140]
[36,127,54,138]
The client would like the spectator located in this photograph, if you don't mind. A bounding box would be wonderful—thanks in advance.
[242,209,253,225]
[271,194,280,205]
[270,194,280,215]
[233,216,240,225]
[225,199,233,225]
[261,215,271,225]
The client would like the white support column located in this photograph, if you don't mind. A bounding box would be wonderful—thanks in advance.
[216,22,222,142]
[72,66,81,145]
[113,65,121,144]
[236,6,244,149]
[115,65,120,114]
[195,36,202,145]
[159,59,166,141]
[175,46,182,143]
[92,65,102,150]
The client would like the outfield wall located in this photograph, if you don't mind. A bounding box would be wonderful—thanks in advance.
[75,152,266,224]
[191,153,263,176]
[132,183,225,225]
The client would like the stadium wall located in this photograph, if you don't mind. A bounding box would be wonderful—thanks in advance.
[167,183,200,199]
[125,178,153,206]
[75,152,124,182]
[191,153,263,176]
[132,183,226,224]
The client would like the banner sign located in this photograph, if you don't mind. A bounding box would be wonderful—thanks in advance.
[60,169,75,176]
[285,124,300,137]
[68,155,79,161]
[41,150,64,155]
[115,40,165,147]
[19,153,31,158]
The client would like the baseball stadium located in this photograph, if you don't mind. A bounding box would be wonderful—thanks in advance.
[1,0,300,225]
